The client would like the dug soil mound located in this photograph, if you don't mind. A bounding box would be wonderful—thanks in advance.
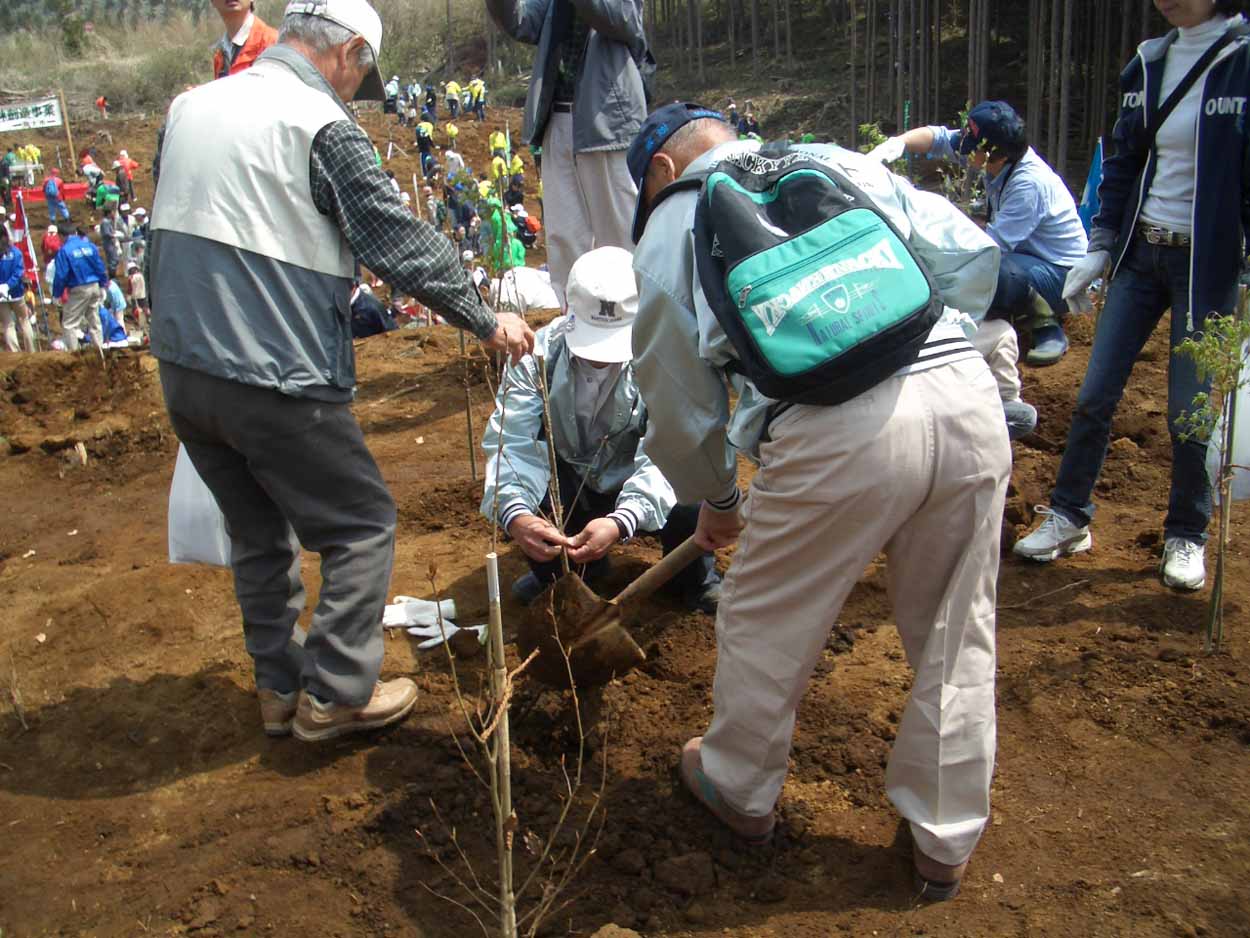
[0,111,1248,938]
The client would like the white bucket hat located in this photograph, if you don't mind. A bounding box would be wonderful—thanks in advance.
[563,246,638,364]
[283,0,385,101]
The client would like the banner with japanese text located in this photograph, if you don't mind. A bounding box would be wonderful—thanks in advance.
[0,98,63,133]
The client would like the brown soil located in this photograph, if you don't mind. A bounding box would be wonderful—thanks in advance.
[2,112,1250,938]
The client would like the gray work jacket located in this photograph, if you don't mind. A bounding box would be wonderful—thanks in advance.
[484,0,650,153]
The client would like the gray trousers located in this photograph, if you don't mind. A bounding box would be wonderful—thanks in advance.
[160,362,396,706]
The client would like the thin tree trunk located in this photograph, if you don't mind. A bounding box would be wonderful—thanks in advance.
[967,0,977,111]
[1057,0,1074,178]
[1047,0,1061,160]
[784,0,793,65]
[1141,0,1152,42]
[850,0,858,147]
[772,0,780,60]
[446,0,455,74]
[751,0,760,75]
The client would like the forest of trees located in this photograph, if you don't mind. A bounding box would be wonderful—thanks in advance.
[0,0,1174,180]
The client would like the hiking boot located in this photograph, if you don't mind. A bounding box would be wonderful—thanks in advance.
[1002,399,1038,440]
[258,688,298,737]
[679,737,775,846]
[1161,537,1205,591]
[291,678,418,742]
[1026,323,1069,366]
[1012,506,1092,562]
[913,843,968,902]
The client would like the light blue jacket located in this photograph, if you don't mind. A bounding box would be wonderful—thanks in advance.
[927,128,1087,268]
[632,141,1000,506]
[480,317,676,539]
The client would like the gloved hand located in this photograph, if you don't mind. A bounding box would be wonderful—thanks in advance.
[0,283,9,300]
[866,136,907,164]
[1062,250,1110,314]
[406,620,486,651]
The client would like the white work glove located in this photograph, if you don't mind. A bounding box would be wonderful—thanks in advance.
[381,595,458,629]
[406,620,487,652]
[0,283,9,300]
[1062,250,1110,314]
[866,136,907,164]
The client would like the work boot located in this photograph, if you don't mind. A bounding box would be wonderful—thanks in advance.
[1002,399,1038,440]
[1012,506,1092,562]
[291,678,418,743]
[679,737,776,846]
[258,688,298,737]
[913,843,968,902]
[1025,289,1069,366]
[1161,537,1205,591]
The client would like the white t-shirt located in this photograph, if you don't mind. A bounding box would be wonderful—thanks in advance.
[1140,15,1232,233]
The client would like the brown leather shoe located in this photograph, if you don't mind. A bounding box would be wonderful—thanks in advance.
[679,737,775,845]
[292,679,418,742]
[258,688,298,737]
[913,843,968,902]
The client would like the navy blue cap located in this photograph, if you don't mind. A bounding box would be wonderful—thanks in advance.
[627,102,723,243]
[958,100,1026,156]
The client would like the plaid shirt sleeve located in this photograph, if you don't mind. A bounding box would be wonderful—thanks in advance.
[310,119,498,340]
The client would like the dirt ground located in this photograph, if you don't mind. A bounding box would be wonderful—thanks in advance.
[2,109,1250,938]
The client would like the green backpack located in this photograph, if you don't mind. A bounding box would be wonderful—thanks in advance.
[656,144,942,405]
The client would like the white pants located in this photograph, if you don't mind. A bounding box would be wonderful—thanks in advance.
[970,318,1022,403]
[0,299,36,352]
[700,358,1011,866]
[540,111,638,307]
[61,284,103,351]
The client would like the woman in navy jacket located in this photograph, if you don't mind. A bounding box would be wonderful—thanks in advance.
[1016,0,1250,592]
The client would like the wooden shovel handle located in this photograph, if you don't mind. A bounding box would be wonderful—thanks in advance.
[612,535,707,606]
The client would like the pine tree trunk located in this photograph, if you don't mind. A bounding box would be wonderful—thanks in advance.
[1047,0,1061,160]
[1141,0,1152,42]
[867,0,877,122]
[1057,0,1075,178]
[772,0,781,60]
[850,0,858,148]
[967,0,977,111]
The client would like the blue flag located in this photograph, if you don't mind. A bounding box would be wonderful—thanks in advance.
[1078,138,1103,234]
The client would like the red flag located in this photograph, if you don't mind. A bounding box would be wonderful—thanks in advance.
[11,192,37,285]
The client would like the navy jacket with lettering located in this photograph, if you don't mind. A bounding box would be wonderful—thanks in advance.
[1092,20,1250,327]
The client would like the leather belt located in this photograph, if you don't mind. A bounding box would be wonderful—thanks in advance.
[1137,222,1191,248]
[552,101,573,113]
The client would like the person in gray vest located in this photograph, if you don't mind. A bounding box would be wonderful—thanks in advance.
[484,0,651,307]
[149,0,535,744]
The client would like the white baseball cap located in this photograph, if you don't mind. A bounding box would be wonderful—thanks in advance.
[461,249,474,263]
[134,207,147,217]
[120,203,131,212]
[284,0,385,102]
[563,246,638,364]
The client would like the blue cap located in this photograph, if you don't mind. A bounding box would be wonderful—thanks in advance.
[958,100,1026,156]
[626,102,723,243]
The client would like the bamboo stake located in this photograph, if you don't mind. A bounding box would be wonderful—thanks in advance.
[460,331,479,481]
[485,552,518,938]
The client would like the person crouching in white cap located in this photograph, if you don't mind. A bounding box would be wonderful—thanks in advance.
[481,245,723,612]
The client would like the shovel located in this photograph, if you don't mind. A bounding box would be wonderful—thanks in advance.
[516,535,707,689]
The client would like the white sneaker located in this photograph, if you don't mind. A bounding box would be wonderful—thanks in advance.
[1161,537,1205,591]
[1013,506,1092,562]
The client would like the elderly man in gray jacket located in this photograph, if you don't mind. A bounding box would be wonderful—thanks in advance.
[629,106,1010,900]
[485,0,650,306]
[149,0,534,744]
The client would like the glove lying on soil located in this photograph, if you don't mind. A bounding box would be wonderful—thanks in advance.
[405,620,487,651]
[381,595,457,629]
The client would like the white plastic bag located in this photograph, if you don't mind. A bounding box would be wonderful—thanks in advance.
[168,444,232,567]
[1206,345,1250,504]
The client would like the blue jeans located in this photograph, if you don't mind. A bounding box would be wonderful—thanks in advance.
[1050,236,1233,542]
[45,195,70,222]
[990,250,1068,322]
